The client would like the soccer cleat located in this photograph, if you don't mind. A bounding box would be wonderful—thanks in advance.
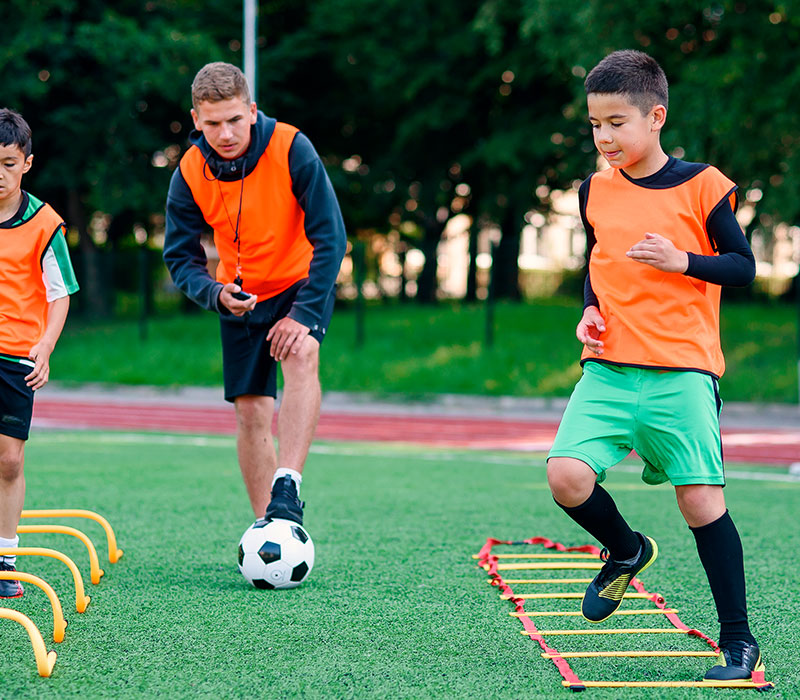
[581,532,658,623]
[264,474,305,525]
[0,561,24,599]
[704,640,764,682]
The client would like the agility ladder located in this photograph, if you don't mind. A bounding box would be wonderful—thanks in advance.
[475,536,773,691]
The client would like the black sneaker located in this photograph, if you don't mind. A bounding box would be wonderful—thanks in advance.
[0,561,24,599]
[704,640,764,681]
[264,475,304,525]
[581,532,658,623]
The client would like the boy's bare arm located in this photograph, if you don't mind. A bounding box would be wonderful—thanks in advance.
[626,232,689,272]
[577,305,606,356]
[26,296,70,390]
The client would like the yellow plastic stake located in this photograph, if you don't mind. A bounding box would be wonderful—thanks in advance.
[21,509,123,563]
[543,651,718,658]
[0,608,57,677]
[0,547,90,612]
[0,571,67,642]
[502,592,652,600]
[523,628,690,636]
[512,608,677,618]
[18,524,105,584]
[486,562,602,571]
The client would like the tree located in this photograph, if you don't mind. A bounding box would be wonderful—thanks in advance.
[2,0,228,314]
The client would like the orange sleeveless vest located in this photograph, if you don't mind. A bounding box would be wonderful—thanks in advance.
[582,165,737,377]
[0,202,64,357]
[179,123,313,300]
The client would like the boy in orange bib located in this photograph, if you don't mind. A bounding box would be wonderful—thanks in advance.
[547,51,763,682]
[0,109,79,598]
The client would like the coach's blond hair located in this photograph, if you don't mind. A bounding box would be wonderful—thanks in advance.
[191,62,251,109]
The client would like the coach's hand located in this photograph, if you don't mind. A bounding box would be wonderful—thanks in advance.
[25,340,55,390]
[219,283,257,316]
[627,232,689,273]
[267,317,311,361]
[577,305,606,356]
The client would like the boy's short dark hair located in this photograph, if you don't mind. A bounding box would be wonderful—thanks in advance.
[191,62,251,110]
[585,50,668,114]
[0,108,32,158]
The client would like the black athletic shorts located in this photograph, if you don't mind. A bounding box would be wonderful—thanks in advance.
[0,358,34,440]
[219,280,334,402]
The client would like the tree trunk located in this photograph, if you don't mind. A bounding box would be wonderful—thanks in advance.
[68,188,112,317]
[415,214,444,304]
[465,220,479,302]
[493,207,522,301]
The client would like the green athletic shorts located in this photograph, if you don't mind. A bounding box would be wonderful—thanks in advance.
[548,361,724,486]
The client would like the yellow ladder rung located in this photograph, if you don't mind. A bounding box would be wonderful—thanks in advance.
[488,562,602,571]
[544,650,718,658]
[473,553,597,559]
[524,628,689,636]
[563,680,772,689]
[513,608,677,618]
[502,592,652,600]
[492,578,593,584]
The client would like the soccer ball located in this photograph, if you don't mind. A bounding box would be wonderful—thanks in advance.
[237,518,315,590]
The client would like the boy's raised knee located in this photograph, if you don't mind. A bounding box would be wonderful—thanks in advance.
[547,457,597,507]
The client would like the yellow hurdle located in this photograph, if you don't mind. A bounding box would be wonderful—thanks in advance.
[0,547,90,612]
[0,571,67,642]
[0,608,57,677]
[544,651,717,659]
[523,628,690,636]
[512,608,677,618]
[18,524,104,584]
[21,509,123,564]
[502,592,652,600]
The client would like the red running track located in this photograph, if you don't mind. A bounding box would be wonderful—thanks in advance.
[31,397,800,465]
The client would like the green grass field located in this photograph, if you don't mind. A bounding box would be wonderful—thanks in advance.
[53,299,799,403]
[4,432,797,698]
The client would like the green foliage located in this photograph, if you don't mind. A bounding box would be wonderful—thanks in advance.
[513,0,800,225]
[4,2,800,307]
[2,1,224,221]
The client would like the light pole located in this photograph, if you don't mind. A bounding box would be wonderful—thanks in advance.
[243,0,258,103]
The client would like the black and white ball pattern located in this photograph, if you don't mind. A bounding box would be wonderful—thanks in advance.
[237,518,315,589]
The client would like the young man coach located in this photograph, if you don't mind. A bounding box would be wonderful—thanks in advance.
[164,62,347,526]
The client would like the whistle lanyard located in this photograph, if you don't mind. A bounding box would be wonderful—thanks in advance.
[217,164,247,284]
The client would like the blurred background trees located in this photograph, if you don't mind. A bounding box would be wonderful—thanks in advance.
[3,0,799,313]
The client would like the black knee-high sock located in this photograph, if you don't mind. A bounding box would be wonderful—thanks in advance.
[556,483,640,560]
[691,510,755,646]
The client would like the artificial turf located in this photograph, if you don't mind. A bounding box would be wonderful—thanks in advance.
[3,432,798,699]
